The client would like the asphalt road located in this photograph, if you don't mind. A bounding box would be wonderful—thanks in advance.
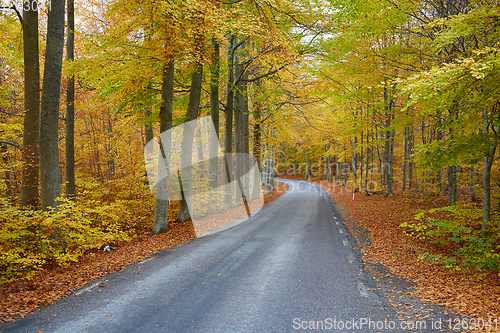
[1,180,459,332]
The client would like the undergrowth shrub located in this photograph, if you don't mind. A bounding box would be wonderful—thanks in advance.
[400,203,500,271]
[0,180,154,284]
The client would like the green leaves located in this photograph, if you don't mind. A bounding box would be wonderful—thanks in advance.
[402,203,500,271]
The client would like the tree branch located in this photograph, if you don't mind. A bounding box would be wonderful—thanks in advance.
[0,140,20,148]
[240,65,286,84]
[215,0,244,4]
[0,5,23,25]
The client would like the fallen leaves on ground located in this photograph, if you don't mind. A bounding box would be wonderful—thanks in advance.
[283,175,500,322]
[0,182,287,323]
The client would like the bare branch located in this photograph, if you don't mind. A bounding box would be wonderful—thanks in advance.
[241,65,286,84]
[215,0,244,4]
[0,5,23,25]
[0,140,20,148]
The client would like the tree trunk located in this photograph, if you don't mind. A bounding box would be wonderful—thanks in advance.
[469,165,477,202]
[209,38,220,190]
[481,108,500,230]
[1,143,13,198]
[305,151,309,179]
[436,110,447,193]
[335,156,340,183]
[359,133,363,188]
[177,60,203,222]
[224,35,236,206]
[383,85,395,197]
[327,155,332,182]
[408,126,415,190]
[448,165,458,205]
[65,0,75,200]
[365,130,370,193]
[241,73,250,193]
[21,4,40,208]
[253,89,261,167]
[234,60,244,185]
[145,106,153,146]
[375,128,384,187]
[105,112,114,178]
[252,86,262,199]
[40,0,66,210]
[482,154,495,230]
[351,136,357,187]
[324,155,327,180]
[402,125,408,193]
[152,57,174,235]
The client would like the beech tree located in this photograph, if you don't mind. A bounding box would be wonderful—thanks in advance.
[152,54,175,234]
[20,2,40,208]
[177,31,204,223]
[65,0,75,200]
[40,0,66,210]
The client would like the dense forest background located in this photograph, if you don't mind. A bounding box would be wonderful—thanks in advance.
[0,0,499,287]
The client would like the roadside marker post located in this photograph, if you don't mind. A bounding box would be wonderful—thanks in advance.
[166,179,175,235]
[350,176,355,233]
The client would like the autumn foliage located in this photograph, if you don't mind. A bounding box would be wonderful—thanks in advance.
[1,0,500,326]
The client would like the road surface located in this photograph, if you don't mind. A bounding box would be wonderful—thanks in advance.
[1,179,460,332]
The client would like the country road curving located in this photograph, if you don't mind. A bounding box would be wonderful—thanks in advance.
[1,179,464,333]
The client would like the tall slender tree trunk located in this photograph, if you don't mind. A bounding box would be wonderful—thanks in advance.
[252,81,262,199]
[145,106,153,145]
[241,73,250,193]
[40,0,66,210]
[359,132,363,188]
[383,85,395,197]
[447,106,459,204]
[408,126,415,190]
[224,35,236,206]
[177,54,203,222]
[436,110,447,193]
[351,136,357,187]
[234,58,244,186]
[1,143,14,198]
[365,130,370,193]
[448,165,458,205]
[209,38,220,190]
[375,128,384,187]
[305,151,309,179]
[21,4,40,208]
[253,84,261,167]
[469,165,477,202]
[234,40,250,197]
[105,112,114,178]
[65,0,75,200]
[327,155,332,182]
[482,153,495,231]
[335,156,339,183]
[402,124,409,193]
[481,108,500,230]
[152,57,174,235]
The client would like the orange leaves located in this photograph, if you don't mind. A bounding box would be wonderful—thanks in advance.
[0,222,194,323]
[0,179,287,323]
[306,178,500,321]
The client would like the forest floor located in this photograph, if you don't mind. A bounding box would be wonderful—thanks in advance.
[0,182,288,323]
[280,174,500,328]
